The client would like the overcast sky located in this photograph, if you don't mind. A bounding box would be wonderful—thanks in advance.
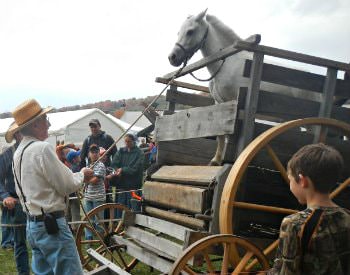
[0,0,349,113]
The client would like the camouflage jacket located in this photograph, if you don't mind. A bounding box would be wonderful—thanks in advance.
[267,206,350,275]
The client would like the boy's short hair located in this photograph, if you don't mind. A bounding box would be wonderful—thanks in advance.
[89,144,99,153]
[287,143,343,193]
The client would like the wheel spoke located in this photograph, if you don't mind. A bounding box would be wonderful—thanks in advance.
[233,201,297,215]
[245,239,279,271]
[265,144,289,184]
[203,252,215,274]
[232,251,253,274]
[109,207,115,232]
[221,243,229,275]
[183,265,198,275]
[330,177,350,199]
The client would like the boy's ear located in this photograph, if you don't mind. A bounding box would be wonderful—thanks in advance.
[298,174,310,188]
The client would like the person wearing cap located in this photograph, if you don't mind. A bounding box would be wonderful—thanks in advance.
[83,144,106,240]
[65,149,82,235]
[8,99,94,275]
[79,118,117,169]
[107,133,144,218]
[0,126,29,275]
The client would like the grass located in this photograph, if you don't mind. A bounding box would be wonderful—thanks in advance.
[0,244,32,275]
[0,235,159,275]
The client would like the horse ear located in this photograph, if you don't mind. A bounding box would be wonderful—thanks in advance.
[195,8,208,22]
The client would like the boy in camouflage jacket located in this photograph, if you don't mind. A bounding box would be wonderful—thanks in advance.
[267,143,350,275]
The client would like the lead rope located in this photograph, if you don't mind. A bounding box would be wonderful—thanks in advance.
[77,62,187,267]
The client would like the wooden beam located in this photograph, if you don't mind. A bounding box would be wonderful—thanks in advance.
[86,249,130,275]
[111,235,173,274]
[166,89,214,107]
[236,52,264,154]
[244,60,350,98]
[143,181,208,214]
[133,214,193,241]
[145,206,206,230]
[125,226,183,260]
[151,165,222,186]
[155,101,238,141]
[155,77,210,93]
[236,41,350,71]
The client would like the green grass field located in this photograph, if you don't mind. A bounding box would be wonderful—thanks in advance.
[0,237,159,275]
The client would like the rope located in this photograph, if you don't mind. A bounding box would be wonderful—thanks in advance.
[74,63,188,263]
[189,58,226,82]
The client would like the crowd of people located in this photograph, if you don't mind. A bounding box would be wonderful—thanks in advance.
[0,99,156,274]
[1,98,350,275]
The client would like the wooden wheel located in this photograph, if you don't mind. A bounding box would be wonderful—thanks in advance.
[169,234,269,274]
[76,203,138,272]
[220,117,350,262]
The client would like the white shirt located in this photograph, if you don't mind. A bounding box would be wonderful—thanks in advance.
[13,136,84,216]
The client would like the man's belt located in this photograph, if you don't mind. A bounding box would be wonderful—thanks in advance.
[29,210,65,222]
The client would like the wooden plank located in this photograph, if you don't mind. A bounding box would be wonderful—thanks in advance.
[244,60,350,98]
[111,235,173,274]
[84,265,111,275]
[86,249,130,275]
[155,100,238,141]
[252,90,350,123]
[157,137,236,165]
[125,226,183,260]
[143,181,208,214]
[237,52,264,154]
[236,41,350,71]
[314,68,338,142]
[166,89,214,107]
[155,77,210,93]
[157,138,217,165]
[145,206,206,230]
[209,164,232,234]
[151,165,222,186]
[133,214,193,241]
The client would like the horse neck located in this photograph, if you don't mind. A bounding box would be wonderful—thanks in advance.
[200,19,241,75]
[201,20,241,57]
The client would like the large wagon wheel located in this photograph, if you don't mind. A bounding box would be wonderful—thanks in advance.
[169,234,269,274]
[220,117,350,264]
[76,203,138,272]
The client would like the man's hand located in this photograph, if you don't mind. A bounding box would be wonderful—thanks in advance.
[81,167,94,182]
[3,197,17,210]
[115,168,122,176]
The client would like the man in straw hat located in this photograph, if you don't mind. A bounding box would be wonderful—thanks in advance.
[0,124,29,275]
[8,99,93,275]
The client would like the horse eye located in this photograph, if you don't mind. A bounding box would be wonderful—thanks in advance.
[187,30,194,36]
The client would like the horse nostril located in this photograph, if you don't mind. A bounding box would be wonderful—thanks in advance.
[169,54,176,61]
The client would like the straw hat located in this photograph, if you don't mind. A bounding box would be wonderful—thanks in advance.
[5,99,53,143]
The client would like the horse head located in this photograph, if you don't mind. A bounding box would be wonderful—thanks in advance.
[168,9,209,67]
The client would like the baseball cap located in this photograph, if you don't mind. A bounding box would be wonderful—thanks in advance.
[66,149,81,163]
[89,119,101,127]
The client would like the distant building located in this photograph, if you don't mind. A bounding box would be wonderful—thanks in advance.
[0,108,144,148]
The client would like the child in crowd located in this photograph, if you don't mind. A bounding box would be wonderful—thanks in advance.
[66,149,82,235]
[84,144,106,240]
[267,143,350,275]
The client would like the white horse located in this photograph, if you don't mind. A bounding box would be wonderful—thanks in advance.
[168,9,323,165]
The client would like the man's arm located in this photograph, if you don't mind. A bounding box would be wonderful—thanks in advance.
[0,148,12,201]
[80,138,89,169]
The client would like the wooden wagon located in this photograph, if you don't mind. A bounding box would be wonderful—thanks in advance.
[75,39,350,274]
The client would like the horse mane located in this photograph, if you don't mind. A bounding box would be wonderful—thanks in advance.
[206,14,242,41]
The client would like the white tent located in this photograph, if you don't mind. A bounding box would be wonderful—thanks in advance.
[0,108,140,149]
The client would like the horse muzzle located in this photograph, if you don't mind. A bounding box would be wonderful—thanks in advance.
[168,46,186,67]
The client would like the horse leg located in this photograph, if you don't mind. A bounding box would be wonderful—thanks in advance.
[209,135,225,166]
